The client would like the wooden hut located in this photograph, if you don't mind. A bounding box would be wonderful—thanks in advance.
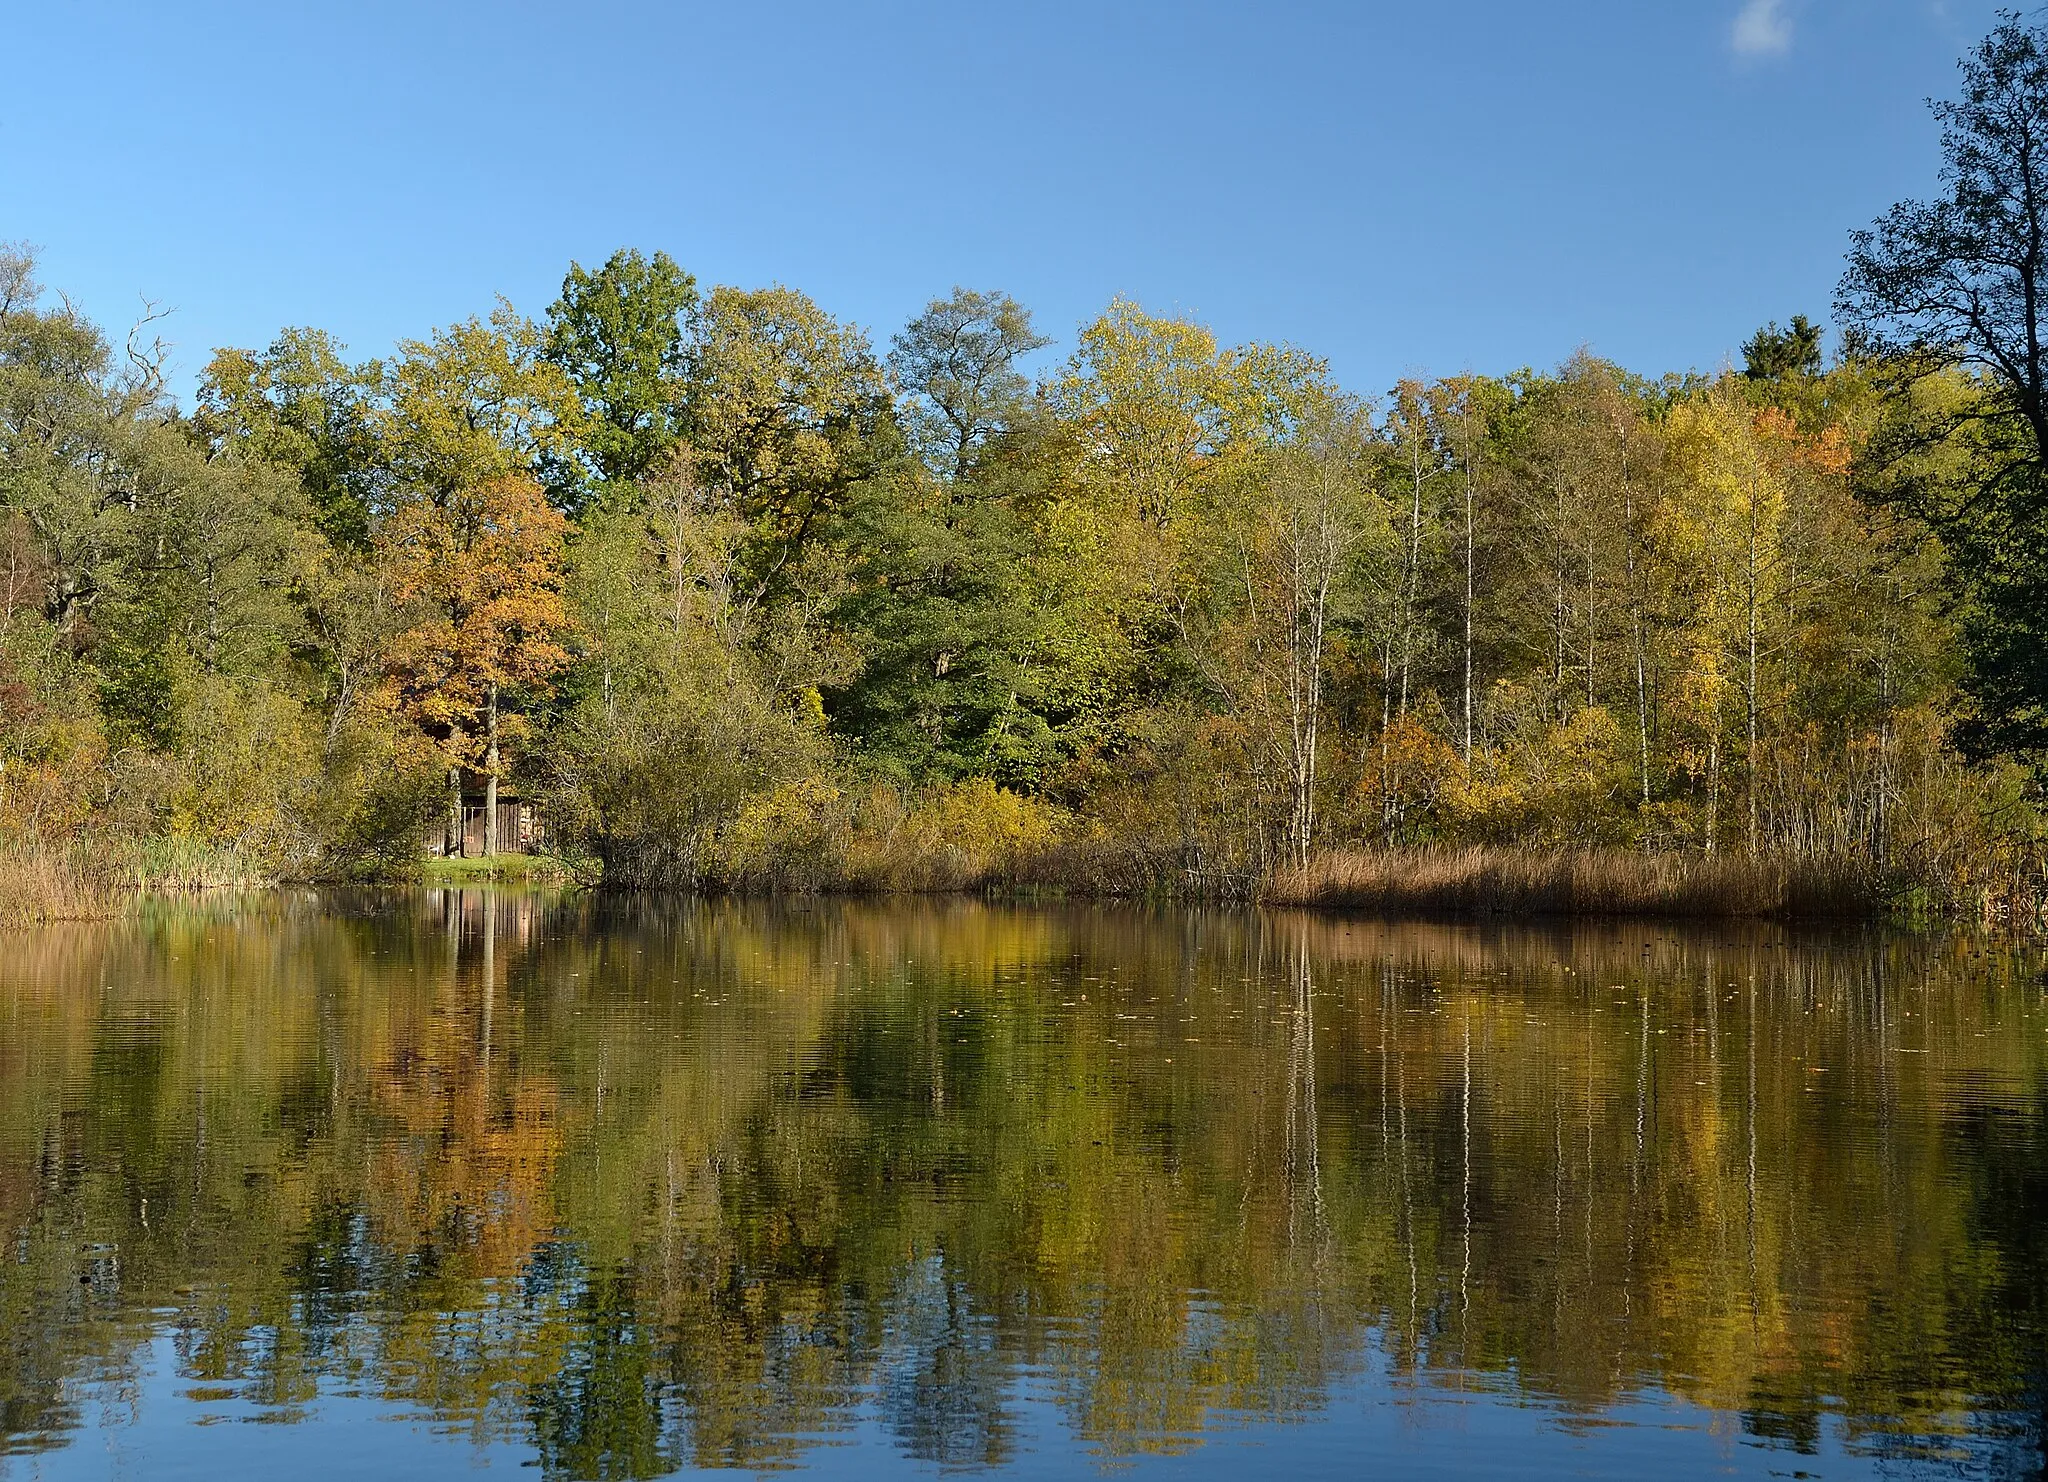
[422,783,545,859]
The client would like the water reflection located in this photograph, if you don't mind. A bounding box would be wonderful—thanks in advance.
[2,892,2046,1478]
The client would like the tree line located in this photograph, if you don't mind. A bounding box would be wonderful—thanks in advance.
[9,16,2048,908]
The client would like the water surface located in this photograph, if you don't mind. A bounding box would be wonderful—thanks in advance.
[3,892,2045,1478]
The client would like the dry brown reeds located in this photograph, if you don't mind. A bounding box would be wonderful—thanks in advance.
[1264,846,1883,920]
[0,834,289,927]
[0,841,117,927]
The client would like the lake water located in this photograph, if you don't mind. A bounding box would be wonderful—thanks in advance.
[2,892,2045,1480]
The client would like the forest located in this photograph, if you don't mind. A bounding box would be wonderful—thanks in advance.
[10,19,2048,920]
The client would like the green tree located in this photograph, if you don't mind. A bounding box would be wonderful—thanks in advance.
[94,434,316,752]
[196,329,382,546]
[829,291,1057,781]
[544,248,697,494]
[1741,315,1823,382]
[379,305,585,507]
[554,451,834,885]
[888,288,1049,481]
[1837,15,2048,763]
[682,285,896,603]
[0,245,152,641]
[829,469,1053,782]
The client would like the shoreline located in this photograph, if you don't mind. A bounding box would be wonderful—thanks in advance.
[12,844,2031,931]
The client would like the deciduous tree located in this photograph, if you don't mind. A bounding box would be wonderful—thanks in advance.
[544,248,697,493]
[377,475,572,854]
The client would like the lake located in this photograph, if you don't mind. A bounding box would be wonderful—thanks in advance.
[2,891,2045,1479]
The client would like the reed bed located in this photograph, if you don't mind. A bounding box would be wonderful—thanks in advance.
[112,836,275,893]
[0,818,1981,929]
[645,826,1897,919]
[1264,846,1884,920]
[0,843,117,926]
[0,836,284,927]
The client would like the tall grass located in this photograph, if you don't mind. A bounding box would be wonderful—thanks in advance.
[0,841,115,926]
[111,836,274,892]
[0,812,1996,928]
[643,776,1914,919]
[1265,846,1884,920]
[0,835,280,928]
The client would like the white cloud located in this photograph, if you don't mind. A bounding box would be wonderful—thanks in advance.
[1732,0,1792,57]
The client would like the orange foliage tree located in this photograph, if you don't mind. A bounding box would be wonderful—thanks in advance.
[376,476,572,854]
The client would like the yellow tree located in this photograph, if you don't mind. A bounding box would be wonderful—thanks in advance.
[1039,301,1323,756]
[1659,386,1790,856]
[379,303,585,506]
[1050,298,1317,531]
[377,476,573,854]
[1038,303,1376,875]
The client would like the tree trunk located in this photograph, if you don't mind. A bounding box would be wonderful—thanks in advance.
[203,555,221,676]
[1585,534,1598,712]
[1399,436,1424,719]
[1746,609,1760,859]
[1875,614,1897,868]
[1746,479,1762,861]
[447,766,462,857]
[1289,526,1332,870]
[1626,480,1651,810]
[484,681,500,858]
[1706,730,1721,857]
[1380,622,1395,736]
[1552,471,1569,720]
[1462,443,1475,761]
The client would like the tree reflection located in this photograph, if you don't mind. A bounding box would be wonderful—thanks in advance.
[0,896,2045,1475]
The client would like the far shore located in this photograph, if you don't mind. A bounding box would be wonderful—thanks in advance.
[7,843,2027,930]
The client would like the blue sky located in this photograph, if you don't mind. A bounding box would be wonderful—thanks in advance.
[0,0,2010,402]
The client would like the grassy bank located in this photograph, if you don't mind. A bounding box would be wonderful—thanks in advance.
[1264,847,1901,921]
[418,853,584,886]
[0,838,590,927]
[1,830,2030,929]
[635,831,1988,923]
[578,776,2043,922]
